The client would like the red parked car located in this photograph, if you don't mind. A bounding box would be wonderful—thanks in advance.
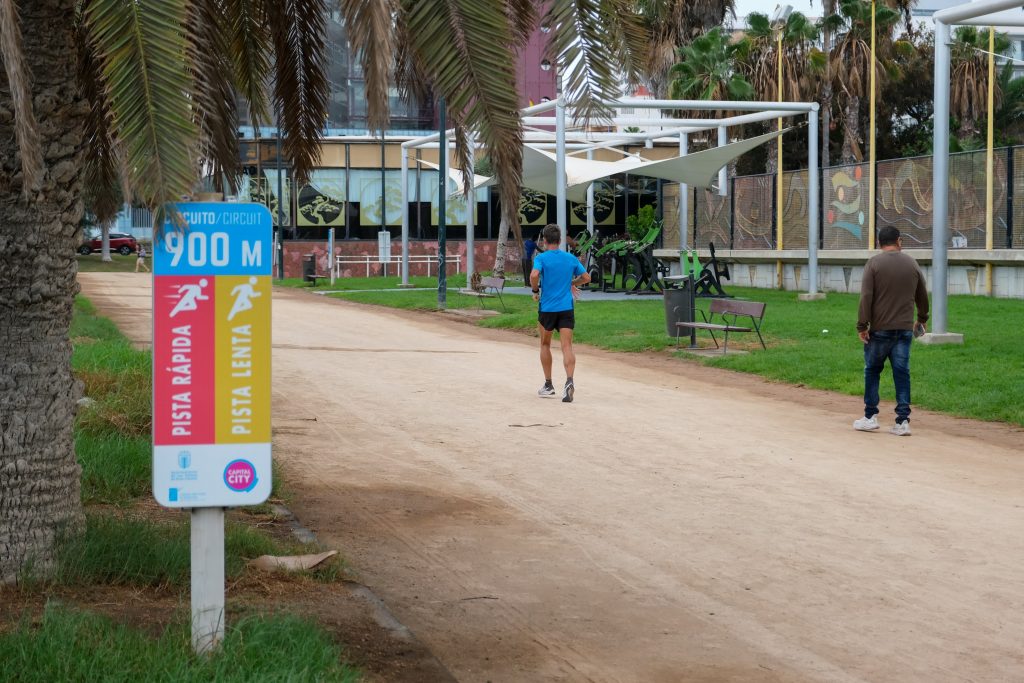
[79,231,138,256]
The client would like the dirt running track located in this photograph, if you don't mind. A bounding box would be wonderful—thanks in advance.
[80,272,1024,683]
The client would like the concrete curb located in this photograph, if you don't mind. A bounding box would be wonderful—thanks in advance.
[269,504,457,681]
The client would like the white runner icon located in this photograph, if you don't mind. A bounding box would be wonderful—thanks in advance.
[169,279,210,317]
[228,277,262,321]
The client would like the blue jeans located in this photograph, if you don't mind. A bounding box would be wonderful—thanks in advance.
[864,330,913,423]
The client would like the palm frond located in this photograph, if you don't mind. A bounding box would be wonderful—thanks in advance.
[341,0,397,133]
[394,9,433,105]
[544,0,638,123]
[400,0,524,244]
[84,0,197,213]
[0,0,43,195]
[503,0,538,47]
[225,0,272,131]
[76,10,123,222]
[189,0,239,192]
[453,124,473,199]
[268,0,329,184]
[602,0,652,92]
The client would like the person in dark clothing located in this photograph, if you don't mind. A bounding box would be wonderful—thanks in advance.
[854,226,930,436]
[521,232,541,283]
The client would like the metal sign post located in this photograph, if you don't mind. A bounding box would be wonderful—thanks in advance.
[152,202,273,653]
[328,227,335,285]
[378,230,390,277]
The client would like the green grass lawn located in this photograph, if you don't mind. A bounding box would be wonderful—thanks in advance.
[326,284,1024,427]
[1,297,359,681]
[76,253,149,272]
[1,605,358,683]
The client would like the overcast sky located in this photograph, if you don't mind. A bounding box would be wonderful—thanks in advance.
[733,0,820,20]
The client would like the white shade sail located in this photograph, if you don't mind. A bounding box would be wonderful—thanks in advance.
[416,127,789,202]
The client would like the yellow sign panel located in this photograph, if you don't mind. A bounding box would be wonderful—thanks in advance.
[214,275,271,444]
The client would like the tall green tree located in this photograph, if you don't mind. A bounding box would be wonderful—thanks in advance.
[635,0,737,97]
[739,11,824,172]
[950,26,1011,139]
[822,0,907,164]
[0,0,650,583]
[668,27,753,104]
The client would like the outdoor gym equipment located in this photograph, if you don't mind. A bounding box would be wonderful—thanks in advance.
[623,225,667,295]
[684,242,732,298]
[593,236,631,292]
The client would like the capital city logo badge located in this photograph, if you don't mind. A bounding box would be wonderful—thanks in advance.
[223,459,258,492]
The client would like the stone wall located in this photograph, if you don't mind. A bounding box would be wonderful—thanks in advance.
[654,248,1024,299]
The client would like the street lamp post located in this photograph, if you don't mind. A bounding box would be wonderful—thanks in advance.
[772,4,792,288]
[868,0,877,250]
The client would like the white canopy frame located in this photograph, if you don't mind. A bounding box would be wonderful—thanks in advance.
[400,97,820,294]
[928,0,1021,343]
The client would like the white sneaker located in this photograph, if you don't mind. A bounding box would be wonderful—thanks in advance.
[890,421,911,436]
[538,383,556,397]
[853,416,880,431]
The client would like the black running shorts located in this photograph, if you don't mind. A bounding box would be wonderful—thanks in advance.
[538,309,575,331]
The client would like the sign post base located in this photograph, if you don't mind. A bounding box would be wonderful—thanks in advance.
[191,507,225,654]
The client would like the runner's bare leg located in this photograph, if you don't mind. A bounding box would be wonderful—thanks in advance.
[539,325,554,380]
[559,328,575,378]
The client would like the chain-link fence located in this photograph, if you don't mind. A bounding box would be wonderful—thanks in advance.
[690,147,1022,250]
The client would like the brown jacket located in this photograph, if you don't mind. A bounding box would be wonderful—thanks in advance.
[856,251,929,332]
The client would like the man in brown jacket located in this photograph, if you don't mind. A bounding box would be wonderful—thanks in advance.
[854,226,929,436]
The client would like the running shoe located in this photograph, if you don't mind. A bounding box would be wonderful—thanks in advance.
[853,416,879,431]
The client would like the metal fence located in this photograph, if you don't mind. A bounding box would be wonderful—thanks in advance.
[690,147,1023,250]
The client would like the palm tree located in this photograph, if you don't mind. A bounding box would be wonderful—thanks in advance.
[635,0,737,98]
[739,11,824,172]
[950,26,1011,139]
[994,63,1024,144]
[669,27,753,104]
[822,0,906,164]
[0,0,650,583]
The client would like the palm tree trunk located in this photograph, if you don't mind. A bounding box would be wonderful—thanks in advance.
[101,219,113,262]
[841,95,862,164]
[492,215,509,277]
[0,0,86,584]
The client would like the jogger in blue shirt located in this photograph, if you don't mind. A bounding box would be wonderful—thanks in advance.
[530,224,591,403]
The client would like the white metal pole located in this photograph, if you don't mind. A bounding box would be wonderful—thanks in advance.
[611,97,814,112]
[932,20,951,334]
[556,81,568,249]
[191,507,224,654]
[466,135,475,277]
[400,146,410,285]
[679,133,689,250]
[808,106,820,295]
[718,125,728,197]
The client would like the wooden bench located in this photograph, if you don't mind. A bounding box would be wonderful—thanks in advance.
[304,273,330,287]
[461,275,506,311]
[676,299,766,353]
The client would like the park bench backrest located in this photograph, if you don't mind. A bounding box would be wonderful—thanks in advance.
[709,298,765,319]
[480,276,504,290]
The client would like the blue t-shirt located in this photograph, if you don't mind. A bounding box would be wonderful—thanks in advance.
[534,249,585,313]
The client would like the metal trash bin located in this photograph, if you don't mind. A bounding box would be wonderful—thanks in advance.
[663,277,693,337]
[302,254,315,280]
